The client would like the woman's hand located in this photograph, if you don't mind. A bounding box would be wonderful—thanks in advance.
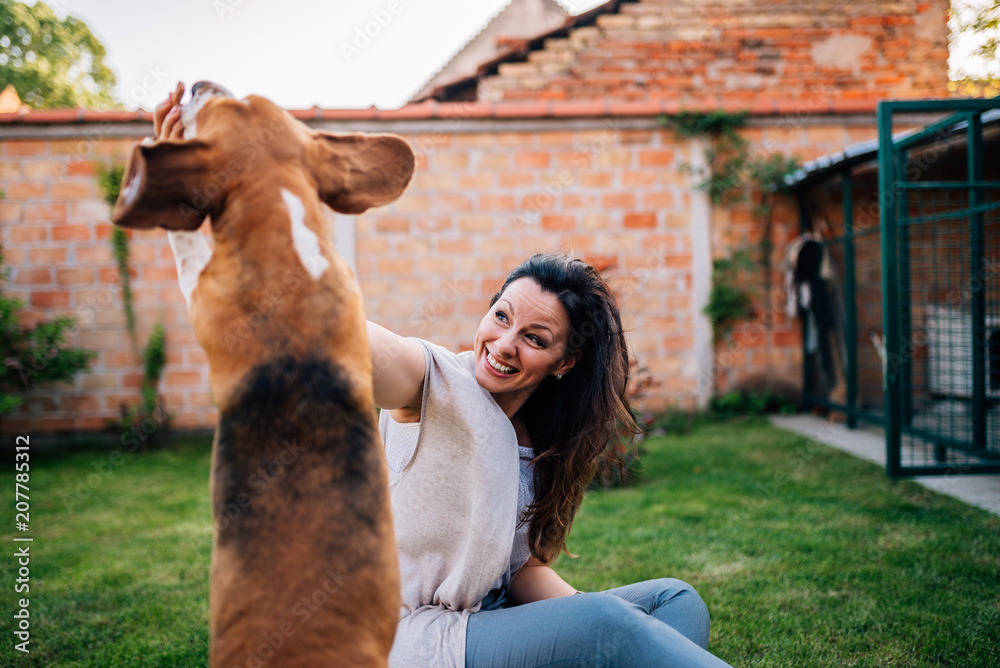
[153,82,185,141]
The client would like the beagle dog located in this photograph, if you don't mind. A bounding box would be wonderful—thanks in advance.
[112,81,413,667]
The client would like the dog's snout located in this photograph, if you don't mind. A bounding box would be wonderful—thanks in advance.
[191,80,234,100]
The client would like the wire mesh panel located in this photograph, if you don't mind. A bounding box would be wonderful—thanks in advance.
[800,169,887,427]
[879,100,1000,476]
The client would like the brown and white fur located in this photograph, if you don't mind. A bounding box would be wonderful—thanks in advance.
[112,81,413,667]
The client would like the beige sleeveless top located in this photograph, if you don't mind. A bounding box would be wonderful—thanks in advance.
[379,339,520,667]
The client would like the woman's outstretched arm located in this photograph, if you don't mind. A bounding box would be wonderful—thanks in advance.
[366,321,426,415]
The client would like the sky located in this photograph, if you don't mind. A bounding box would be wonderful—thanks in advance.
[27,0,995,111]
[37,0,605,111]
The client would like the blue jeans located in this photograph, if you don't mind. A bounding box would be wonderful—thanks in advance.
[465,578,733,667]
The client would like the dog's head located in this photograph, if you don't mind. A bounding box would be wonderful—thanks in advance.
[112,81,415,230]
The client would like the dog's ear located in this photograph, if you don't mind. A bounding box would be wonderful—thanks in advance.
[112,139,217,231]
[306,133,415,214]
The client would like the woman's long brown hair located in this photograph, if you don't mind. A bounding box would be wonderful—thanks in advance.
[492,254,639,564]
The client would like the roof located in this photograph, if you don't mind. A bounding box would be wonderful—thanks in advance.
[785,107,1000,189]
[408,0,568,103]
[412,0,639,103]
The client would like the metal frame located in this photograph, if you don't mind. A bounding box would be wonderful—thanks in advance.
[878,99,1000,476]
[793,98,1000,477]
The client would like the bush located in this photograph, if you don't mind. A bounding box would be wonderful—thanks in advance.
[0,248,94,415]
[709,390,797,419]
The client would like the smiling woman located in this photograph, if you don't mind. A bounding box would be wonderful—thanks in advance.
[367,253,733,667]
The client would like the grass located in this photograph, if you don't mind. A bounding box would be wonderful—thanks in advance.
[1,420,998,667]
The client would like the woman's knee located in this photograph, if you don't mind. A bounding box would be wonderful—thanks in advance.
[651,578,711,648]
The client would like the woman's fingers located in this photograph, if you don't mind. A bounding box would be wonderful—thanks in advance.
[153,82,185,139]
[162,105,184,141]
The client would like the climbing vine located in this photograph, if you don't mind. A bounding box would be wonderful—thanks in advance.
[96,163,169,438]
[659,111,801,342]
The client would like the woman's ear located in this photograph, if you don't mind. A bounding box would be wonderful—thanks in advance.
[555,350,582,378]
[112,139,215,230]
[305,132,414,214]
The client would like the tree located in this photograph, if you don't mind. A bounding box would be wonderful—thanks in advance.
[951,0,1000,94]
[0,0,118,109]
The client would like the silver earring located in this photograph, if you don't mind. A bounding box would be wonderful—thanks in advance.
[556,374,563,380]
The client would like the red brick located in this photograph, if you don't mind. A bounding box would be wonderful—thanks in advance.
[94,223,115,240]
[624,213,657,229]
[7,182,46,199]
[563,194,596,208]
[31,291,70,307]
[67,160,97,176]
[0,202,21,222]
[773,329,802,346]
[164,371,203,386]
[376,258,413,274]
[371,216,407,233]
[460,174,495,189]
[662,335,694,351]
[584,254,618,272]
[37,417,74,432]
[663,253,693,269]
[74,247,111,263]
[56,268,94,284]
[480,195,514,211]
[458,216,494,235]
[50,224,91,242]
[602,192,636,208]
[24,203,67,222]
[499,173,535,187]
[516,152,550,168]
[51,181,91,198]
[434,153,470,169]
[7,141,48,156]
[439,238,474,254]
[541,215,576,231]
[644,192,675,208]
[639,150,675,166]
[62,395,101,412]
[14,269,51,284]
[142,267,177,282]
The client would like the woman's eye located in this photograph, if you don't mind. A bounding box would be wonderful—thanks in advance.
[526,334,544,347]
[495,310,508,323]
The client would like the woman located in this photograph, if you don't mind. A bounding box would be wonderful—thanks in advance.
[369,254,732,667]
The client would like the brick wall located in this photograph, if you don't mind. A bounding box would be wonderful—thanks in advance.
[474,0,950,106]
[0,108,882,434]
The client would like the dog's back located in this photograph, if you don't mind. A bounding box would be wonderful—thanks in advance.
[211,353,398,667]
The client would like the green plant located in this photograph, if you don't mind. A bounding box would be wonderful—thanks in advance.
[96,163,169,439]
[97,164,137,348]
[704,248,756,342]
[660,112,801,338]
[0,247,94,415]
[661,110,750,205]
[708,389,797,419]
[141,322,166,417]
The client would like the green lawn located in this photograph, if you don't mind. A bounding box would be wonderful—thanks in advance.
[2,421,998,667]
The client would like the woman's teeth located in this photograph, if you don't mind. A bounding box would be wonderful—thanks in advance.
[487,351,517,375]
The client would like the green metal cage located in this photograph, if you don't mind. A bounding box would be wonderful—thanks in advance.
[790,98,1000,477]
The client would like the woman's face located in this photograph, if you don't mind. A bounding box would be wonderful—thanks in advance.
[473,277,579,416]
